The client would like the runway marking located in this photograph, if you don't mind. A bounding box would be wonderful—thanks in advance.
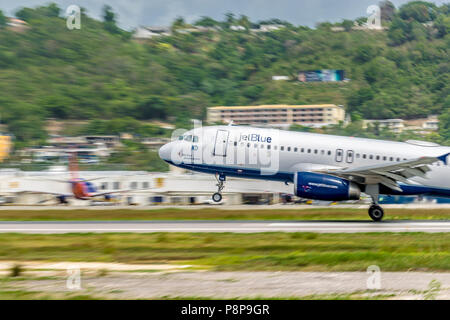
[0,221,449,233]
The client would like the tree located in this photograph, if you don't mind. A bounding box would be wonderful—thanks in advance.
[194,16,219,27]
[171,16,186,31]
[224,12,235,27]
[342,19,353,31]
[380,0,396,22]
[0,10,6,27]
[388,17,410,45]
[398,1,438,22]
[237,15,251,29]
[434,14,450,37]
[439,109,450,143]
[102,5,119,34]
[45,3,61,17]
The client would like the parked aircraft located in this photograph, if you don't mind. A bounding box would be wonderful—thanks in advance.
[7,154,130,204]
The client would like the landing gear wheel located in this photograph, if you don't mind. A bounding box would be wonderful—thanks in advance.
[368,204,384,222]
[212,192,222,203]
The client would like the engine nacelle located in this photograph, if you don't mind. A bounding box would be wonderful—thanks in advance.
[294,172,361,201]
[56,195,68,204]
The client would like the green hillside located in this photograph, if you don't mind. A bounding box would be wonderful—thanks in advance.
[0,1,449,145]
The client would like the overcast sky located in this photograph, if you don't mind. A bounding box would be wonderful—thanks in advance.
[0,0,447,30]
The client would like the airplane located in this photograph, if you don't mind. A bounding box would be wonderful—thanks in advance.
[6,154,131,204]
[158,124,450,221]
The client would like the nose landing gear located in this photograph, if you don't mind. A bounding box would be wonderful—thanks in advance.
[212,173,225,202]
[365,184,384,222]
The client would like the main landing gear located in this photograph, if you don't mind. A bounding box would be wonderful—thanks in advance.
[365,184,384,222]
[368,204,384,222]
[212,173,226,202]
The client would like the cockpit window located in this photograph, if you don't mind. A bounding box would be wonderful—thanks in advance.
[184,135,193,142]
[193,136,199,143]
[178,136,184,140]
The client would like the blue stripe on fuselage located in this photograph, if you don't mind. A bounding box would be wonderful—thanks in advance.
[165,160,450,198]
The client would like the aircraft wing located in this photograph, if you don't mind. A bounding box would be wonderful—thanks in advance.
[9,190,73,197]
[88,189,131,197]
[316,152,450,192]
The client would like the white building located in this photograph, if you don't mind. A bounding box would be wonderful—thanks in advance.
[363,119,405,133]
[0,168,291,206]
[133,26,171,40]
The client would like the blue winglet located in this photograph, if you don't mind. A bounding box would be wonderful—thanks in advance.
[437,152,450,165]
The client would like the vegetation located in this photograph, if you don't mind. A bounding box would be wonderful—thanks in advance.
[0,1,448,146]
[0,232,448,271]
[0,208,448,221]
[72,118,169,137]
[105,140,169,171]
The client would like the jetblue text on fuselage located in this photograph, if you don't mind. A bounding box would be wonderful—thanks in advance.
[239,133,272,143]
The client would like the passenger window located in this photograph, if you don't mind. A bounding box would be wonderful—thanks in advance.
[376,155,380,160]
[327,151,331,155]
[363,154,367,159]
[267,145,271,150]
[369,155,373,160]
[294,147,298,152]
[335,149,343,162]
[396,157,400,161]
[307,149,311,153]
[301,148,305,153]
[274,146,278,150]
[193,136,199,143]
[287,147,291,152]
[383,156,386,161]
[281,146,284,151]
[314,149,318,154]
[389,157,393,161]
[234,141,237,146]
[356,153,360,158]
[247,143,250,147]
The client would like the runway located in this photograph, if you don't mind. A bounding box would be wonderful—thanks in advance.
[0,220,448,233]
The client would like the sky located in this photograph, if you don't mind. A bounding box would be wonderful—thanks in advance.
[0,0,448,30]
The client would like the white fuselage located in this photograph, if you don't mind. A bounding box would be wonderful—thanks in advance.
[159,125,450,189]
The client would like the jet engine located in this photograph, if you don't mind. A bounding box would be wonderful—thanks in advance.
[294,172,361,201]
[56,195,68,204]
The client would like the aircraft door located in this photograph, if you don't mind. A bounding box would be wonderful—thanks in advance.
[213,130,229,157]
[346,150,354,163]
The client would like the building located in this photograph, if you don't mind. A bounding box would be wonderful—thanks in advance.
[207,104,345,128]
[423,116,439,131]
[271,76,290,81]
[6,18,29,32]
[363,119,405,133]
[0,169,291,206]
[406,115,440,131]
[0,135,12,162]
[132,26,171,40]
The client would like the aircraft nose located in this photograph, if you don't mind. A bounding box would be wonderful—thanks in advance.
[158,143,172,162]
